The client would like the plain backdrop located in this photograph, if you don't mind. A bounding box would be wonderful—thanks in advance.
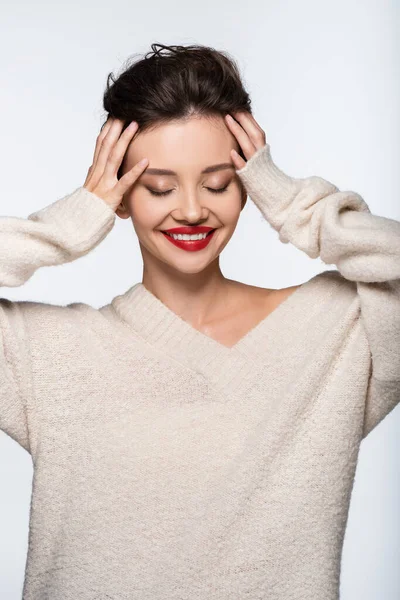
[0,0,399,598]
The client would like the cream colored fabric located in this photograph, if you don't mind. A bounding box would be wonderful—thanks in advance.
[1,144,399,599]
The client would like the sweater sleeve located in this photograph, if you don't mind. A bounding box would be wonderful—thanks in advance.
[236,143,400,440]
[0,186,116,452]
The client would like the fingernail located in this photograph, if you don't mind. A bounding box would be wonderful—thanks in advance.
[139,158,148,166]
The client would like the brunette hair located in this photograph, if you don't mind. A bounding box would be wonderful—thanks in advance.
[102,42,252,179]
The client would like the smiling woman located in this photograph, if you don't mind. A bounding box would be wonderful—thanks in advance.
[1,41,399,600]
[98,43,258,316]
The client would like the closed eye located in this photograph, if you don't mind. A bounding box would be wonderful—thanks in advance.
[208,185,229,194]
[146,185,229,197]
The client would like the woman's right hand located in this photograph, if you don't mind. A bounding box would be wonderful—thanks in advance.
[83,117,148,212]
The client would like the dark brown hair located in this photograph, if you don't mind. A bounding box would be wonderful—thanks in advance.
[102,42,252,179]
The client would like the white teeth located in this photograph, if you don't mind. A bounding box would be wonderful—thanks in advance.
[167,232,209,240]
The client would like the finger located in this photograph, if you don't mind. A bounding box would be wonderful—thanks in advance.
[104,121,139,179]
[114,157,149,196]
[83,164,93,187]
[93,119,125,178]
[230,149,247,170]
[230,111,266,150]
[224,114,256,160]
[234,111,265,136]
[92,117,114,166]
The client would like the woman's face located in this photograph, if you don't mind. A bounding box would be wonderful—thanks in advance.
[117,114,247,274]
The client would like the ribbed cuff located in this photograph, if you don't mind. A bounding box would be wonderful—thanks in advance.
[236,144,301,232]
[28,186,116,254]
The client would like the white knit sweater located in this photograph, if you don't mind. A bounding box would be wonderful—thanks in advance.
[1,143,399,599]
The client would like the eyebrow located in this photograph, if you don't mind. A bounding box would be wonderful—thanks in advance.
[142,162,235,176]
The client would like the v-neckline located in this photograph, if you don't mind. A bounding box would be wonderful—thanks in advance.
[110,273,322,395]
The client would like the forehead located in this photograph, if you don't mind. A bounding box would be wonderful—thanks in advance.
[124,115,236,173]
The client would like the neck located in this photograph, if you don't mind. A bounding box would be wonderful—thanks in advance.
[141,252,231,329]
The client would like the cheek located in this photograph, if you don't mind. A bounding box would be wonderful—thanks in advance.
[129,195,165,229]
[217,192,243,224]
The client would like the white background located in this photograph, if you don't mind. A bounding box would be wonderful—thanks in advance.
[0,0,399,597]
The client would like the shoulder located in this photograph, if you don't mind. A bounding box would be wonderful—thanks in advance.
[0,297,109,345]
[239,270,357,311]
[227,271,356,313]
[242,281,303,306]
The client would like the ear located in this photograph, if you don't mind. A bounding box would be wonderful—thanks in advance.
[115,201,131,220]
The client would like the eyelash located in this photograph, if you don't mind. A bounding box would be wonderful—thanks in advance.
[147,185,229,197]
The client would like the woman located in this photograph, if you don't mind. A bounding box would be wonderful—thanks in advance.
[1,42,399,599]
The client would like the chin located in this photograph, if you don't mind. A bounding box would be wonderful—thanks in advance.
[162,258,217,275]
[139,234,227,273]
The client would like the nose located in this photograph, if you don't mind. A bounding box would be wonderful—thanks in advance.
[173,190,208,225]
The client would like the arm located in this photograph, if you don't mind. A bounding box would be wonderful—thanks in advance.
[0,117,148,451]
[0,187,115,452]
[236,141,400,439]
[0,186,115,288]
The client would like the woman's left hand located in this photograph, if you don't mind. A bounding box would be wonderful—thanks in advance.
[224,111,267,170]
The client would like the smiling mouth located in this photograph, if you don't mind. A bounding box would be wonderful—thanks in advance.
[158,228,217,252]
[161,229,216,237]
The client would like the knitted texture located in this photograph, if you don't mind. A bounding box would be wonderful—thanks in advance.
[0,145,399,599]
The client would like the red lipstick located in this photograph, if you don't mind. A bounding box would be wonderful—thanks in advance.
[159,226,217,252]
